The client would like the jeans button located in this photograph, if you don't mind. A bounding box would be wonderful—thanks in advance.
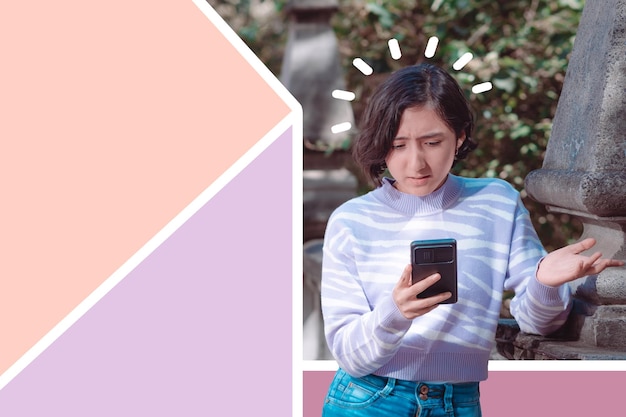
[419,385,429,400]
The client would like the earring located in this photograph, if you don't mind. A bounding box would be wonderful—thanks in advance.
[379,163,387,173]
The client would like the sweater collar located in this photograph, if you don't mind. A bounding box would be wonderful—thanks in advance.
[372,174,463,215]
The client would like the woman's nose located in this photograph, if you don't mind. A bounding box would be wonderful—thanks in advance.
[408,147,426,170]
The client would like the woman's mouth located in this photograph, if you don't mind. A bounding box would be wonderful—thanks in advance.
[407,175,431,184]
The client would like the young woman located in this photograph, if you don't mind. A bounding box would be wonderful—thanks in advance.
[320,63,623,417]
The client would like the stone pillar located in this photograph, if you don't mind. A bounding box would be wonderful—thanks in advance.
[281,0,359,243]
[525,0,626,353]
[280,0,356,150]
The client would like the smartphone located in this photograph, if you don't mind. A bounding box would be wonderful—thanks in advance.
[410,238,457,304]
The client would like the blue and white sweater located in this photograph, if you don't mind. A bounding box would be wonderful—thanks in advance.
[321,175,572,382]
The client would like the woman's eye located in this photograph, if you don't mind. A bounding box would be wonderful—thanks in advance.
[391,144,405,149]
[425,141,442,146]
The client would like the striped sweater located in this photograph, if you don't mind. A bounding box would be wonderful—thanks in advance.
[321,174,572,382]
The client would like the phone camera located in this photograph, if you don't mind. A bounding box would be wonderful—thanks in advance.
[414,246,453,264]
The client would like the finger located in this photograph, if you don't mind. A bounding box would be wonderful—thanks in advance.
[400,264,412,286]
[585,261,609,276]
[430,291,452,304]
[590,258,626,273]
[411,291,452,310]
[573,237,597,253]
[594,257,625,267]
[410,272,441,294]
[394,265,413,295]
[610,259,625,267]
[585,251,603,267]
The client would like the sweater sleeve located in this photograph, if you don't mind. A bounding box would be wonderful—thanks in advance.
[505,197,572,336]
[320,211,412,377]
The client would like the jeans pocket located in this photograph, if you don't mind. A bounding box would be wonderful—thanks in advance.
[324,370,387,409]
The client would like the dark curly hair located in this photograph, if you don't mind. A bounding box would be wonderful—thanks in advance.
[352,63,477,187]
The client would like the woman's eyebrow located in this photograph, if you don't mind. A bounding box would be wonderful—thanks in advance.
[394,132,446,140]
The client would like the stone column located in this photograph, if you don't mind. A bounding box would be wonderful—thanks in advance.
[525,0,626,353]
[280,0,356,150]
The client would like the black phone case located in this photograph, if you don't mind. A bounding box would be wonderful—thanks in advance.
[410,238,457,304]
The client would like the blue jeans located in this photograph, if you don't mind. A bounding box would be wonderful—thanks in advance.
[322,368,481,417]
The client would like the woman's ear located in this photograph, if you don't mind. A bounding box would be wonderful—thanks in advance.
[456,133,466,154]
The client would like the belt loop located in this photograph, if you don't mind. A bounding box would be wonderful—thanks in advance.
[443,383,454,414]
[380,377,396,397]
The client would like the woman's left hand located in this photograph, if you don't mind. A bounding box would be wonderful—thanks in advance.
[536,237,625,287]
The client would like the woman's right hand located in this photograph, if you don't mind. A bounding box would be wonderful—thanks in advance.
[393,264,452,320]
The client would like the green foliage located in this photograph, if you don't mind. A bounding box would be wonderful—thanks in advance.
[207,0,290,77]
[207,0,585,251]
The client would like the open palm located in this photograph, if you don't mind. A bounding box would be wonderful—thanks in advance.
[536,238,624,287]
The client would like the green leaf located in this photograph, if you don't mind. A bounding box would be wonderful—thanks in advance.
[366,3,394,29]
[493,78,516,93]
[511,125,532,140]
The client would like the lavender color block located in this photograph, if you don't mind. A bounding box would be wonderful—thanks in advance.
[0,128,294,416]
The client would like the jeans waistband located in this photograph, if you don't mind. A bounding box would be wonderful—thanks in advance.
[359,372,479,399]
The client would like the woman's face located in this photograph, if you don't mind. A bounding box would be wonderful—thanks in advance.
[385,106,464,197]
